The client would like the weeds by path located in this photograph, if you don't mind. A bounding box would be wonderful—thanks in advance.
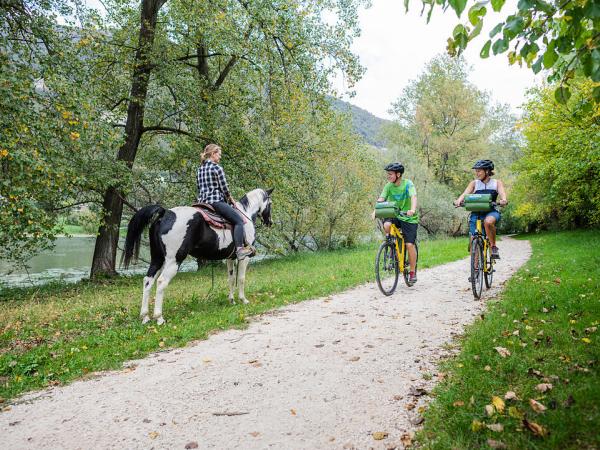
[419,230,600,449]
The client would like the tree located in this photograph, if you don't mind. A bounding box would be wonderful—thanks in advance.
[410,0,600,103]
[88,0,367,277]
[389,54,507,188]
[512,77,600,228]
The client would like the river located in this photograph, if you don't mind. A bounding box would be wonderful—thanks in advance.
[0,236,199,288]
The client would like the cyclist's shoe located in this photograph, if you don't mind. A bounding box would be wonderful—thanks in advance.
[491,246,500,259]
[409,271,417,284]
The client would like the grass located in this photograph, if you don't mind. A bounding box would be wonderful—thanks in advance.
[0,237,467,402]
[419,229,600,449]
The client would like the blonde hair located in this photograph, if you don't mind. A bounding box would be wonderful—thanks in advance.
[201,144,221,162]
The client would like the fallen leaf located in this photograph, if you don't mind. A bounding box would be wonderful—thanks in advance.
[529,398,547,413]
[249,431,260,437]
[487,439,508,449]
[485,404,495,416]
[495,347,511,357]
[185,442,199,449]
[523,418,548,437]
[492,396,505,413]
[400,432,413,447]
[581,338,591,344]
[349,356,360,362]
[453,401,465,407]
[486,423,504,432]
[563,395,575,408]
[471,419,485,432]
[290,409,296,416]
[504,391,518,401]
[508,406,524,419]
[149,431,159,439]
[536,383,553,393]
[405,402,416,411]
[372,431,388,440]
[202,357,212,363]
[408,386,428,397]
[411,416,424,425]
[393,395,403,401]
[484,365,492,371]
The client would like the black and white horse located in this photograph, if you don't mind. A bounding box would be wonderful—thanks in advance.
[122,188,273,324]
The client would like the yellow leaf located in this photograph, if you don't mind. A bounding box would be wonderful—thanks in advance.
[582,337,591,344]
[372,431,388,440]
[471,419,485,432]
[492,396,505,414]
[508,406,524,419]
[149,431,159,439]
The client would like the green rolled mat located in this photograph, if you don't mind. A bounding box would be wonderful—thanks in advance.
[465,202,493,212]
[375,207,398,219]
[465,193,492,203]
[375,201,396,209]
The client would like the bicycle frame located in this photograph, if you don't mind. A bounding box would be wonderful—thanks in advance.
[474,218,490,274]
[389,223,406,273]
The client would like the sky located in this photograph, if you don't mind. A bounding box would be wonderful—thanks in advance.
[337,0,541,119]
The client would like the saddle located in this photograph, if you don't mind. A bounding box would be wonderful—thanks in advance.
[191,203,247,230]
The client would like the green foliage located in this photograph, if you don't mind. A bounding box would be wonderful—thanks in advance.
[388,54,519,190]
[511,78,600,230]
[421,0,600,102]
[0,237,467,400]
[419,230,600,449]
[0,1,121,265]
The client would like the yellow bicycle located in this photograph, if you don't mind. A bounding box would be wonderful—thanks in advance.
[457,200,499,299]
[374,211,419,296]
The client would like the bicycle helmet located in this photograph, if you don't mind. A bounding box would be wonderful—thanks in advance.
[384,162,405,174]
[472,159,494,171]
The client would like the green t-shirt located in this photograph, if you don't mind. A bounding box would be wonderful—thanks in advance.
[380,179,419,223]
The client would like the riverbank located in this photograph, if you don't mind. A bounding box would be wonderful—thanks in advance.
[0,238,467,401]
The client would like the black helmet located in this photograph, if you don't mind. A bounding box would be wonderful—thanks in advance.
[472,159,494,170]
[384,162,404,174]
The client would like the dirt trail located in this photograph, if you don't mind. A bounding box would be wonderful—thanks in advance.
[1,237,531,449]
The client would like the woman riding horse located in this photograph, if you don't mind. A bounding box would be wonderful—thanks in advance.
[197,144,253,260]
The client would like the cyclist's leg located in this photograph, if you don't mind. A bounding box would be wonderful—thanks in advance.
[468,213,479,250]
[483,211,500,247]
[383,218,392,236]
[399,220,418,274]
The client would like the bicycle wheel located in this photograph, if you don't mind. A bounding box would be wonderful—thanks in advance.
[470,238,484,299]
[375,241,399,296]
[403,242,419,287]
[484,241,494,288]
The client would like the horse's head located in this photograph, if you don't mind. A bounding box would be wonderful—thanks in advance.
[259,188,274,227]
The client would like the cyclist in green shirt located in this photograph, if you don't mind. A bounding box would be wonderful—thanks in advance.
[374,162,419,284]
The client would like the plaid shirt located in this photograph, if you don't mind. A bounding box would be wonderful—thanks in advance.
[196,160,231,204]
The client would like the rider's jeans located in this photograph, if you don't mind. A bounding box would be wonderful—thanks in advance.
[212,202,245,248]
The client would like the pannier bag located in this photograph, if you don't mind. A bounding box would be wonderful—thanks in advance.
[375,201,398,219]
[464,193,493,212]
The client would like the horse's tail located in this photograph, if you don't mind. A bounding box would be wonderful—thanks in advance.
[121,205,166,269]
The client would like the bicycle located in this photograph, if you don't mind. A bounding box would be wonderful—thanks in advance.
[457,201,499,299]
[374,207,419,296]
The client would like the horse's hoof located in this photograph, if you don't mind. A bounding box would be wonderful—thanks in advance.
[156,316,165,326]
[141,315,150,324]
[229,297,236,305]
[241,298,250,305]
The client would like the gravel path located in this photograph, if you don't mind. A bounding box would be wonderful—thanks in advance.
[1,237,531,450]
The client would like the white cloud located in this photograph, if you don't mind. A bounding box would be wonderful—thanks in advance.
[337,0,541,119]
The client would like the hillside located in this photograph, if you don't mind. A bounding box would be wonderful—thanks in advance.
[330,98,391,148]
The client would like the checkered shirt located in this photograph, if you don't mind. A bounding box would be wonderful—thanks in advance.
[196,160,231,204]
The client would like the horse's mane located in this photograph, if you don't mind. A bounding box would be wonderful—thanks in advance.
[239,189,267,211]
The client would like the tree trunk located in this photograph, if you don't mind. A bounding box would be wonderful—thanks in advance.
[90,0,167,278]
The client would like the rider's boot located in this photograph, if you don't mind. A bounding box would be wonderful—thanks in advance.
[237,246,253,260]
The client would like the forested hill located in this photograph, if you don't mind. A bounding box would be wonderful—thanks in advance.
[330,98,391,148]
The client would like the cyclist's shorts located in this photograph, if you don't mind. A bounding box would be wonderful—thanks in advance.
[384,218,418,244]
[469,211,501,236]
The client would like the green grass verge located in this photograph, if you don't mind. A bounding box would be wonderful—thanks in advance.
[419,229,600,449]
[0,237,467,402]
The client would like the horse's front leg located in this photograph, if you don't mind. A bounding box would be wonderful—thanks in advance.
[237,258,250,304]
[153,258,178,325]
[141,266,161,324]
[226,259,236,304]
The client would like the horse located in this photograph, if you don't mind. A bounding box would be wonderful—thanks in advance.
[122,188,273,325]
